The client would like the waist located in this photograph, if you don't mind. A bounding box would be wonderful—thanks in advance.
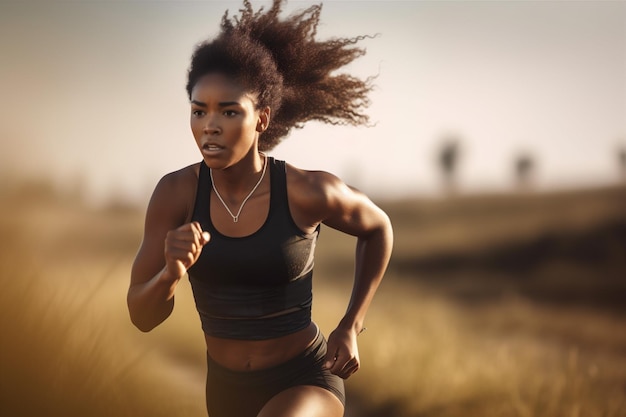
[205,322,319,372]
[201,305,312,340]
[189,273,313,339]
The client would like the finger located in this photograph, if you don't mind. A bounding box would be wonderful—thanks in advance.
[339,368,357,379]
[330,358,358,379]
[168,230,203,251]
[189,221,200,233]
[172,223,200,250]
[328,351,350,374]
[324,345,338,369]
[168,229,198,243]
[191,222,210,246]
[190,221,204,237]
[332,358,356,376]
[340,360,360,377]
[166,247,196,264]
[167,239,198,254]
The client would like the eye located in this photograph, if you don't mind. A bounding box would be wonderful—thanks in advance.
[192,109,205,117]
[223,110,238,117]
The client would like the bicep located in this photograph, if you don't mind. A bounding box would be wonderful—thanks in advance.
[130,176,188,287]
[318,175,389,238]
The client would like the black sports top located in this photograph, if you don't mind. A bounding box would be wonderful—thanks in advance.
[187,157,319,340]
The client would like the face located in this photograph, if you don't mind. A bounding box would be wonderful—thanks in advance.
[190,73,269,169]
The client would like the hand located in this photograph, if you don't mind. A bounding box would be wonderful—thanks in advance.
[164,221,210,280]
[324,326,360,379]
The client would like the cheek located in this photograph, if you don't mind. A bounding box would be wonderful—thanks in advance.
[190,118,203,135]
[244,115,260,132]
[229,118,254,136]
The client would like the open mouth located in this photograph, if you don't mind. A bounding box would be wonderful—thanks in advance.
[203,143,224,152]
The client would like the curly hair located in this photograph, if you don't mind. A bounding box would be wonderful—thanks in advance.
[186,0,374,151]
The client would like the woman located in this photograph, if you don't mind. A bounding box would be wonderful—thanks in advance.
[127,1,393,416]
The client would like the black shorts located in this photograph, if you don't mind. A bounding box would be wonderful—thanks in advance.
[205,331,345,417]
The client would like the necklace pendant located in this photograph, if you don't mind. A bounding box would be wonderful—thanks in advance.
[209,152,267,225]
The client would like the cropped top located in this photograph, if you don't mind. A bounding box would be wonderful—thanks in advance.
[187,157,319,340]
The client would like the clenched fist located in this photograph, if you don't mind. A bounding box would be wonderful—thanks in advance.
[324,326,361,379]
[164,221,210,279]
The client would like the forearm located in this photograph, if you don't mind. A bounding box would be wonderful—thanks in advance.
[127,267,179,332]
[339,218,393,333]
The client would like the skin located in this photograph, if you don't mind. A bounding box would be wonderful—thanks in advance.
[127,73,393,416]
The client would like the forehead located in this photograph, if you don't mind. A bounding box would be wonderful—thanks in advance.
[191,73,256,103]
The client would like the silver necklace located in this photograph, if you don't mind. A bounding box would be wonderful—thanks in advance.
[209,153,267,223]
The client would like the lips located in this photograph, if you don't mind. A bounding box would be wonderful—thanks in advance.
[202,142,225,152]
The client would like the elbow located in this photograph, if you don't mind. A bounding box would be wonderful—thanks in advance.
[373,210,394,259]
[129,313,158,333]
[128,306,157,333]
[136,323,157,333]
[127,292,161,333]
[382,213,394,257]
[382,210,393,238]
[374,209,394,246]
[357,210,394,254]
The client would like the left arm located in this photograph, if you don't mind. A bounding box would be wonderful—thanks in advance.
[324,179,393,378]
[290,168,393,379]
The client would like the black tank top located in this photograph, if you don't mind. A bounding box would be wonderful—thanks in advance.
[187,157,319,340]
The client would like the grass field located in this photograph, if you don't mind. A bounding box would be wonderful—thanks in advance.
[0,183,624,416]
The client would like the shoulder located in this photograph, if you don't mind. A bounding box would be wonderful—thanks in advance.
[285,162,344,199]
[148,162,200,225]
[285,162,357,224]
[284,161,390,236]
[156,163,199,191]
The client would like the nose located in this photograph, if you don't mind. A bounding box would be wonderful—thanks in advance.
[203,117,221,135]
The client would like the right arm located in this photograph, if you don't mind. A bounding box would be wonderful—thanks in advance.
[127,166,209,332]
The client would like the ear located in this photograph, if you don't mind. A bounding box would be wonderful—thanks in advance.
[256,107,271,133]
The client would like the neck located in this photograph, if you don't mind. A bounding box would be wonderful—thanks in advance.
[215,150,265,183]
[210,152,267,200]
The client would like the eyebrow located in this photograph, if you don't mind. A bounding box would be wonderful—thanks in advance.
[190,100,241,107]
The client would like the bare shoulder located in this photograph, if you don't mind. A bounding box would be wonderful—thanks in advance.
[285,163,364,226]
[285,162,350,206]
[148,162,200,226]
[285,162,390,237]
[285,163,344,198]
[156,163,199,193]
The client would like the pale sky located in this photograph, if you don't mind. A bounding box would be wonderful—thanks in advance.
[1,0,624,204]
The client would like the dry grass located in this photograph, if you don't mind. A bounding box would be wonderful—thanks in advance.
[1,184,624,416]
[0,253,207,417]
[331,281,626,417]
[0,196,206,417]
[312,185,626,416]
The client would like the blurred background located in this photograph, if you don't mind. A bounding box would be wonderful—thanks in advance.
[1,1,624,416]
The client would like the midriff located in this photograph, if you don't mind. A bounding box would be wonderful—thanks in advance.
[204,321,319,372]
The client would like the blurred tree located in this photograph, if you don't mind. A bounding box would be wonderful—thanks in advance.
[437,135,461,195]
[514,152,535,191]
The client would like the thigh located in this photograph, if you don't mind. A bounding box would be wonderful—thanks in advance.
[258,385,344,417]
